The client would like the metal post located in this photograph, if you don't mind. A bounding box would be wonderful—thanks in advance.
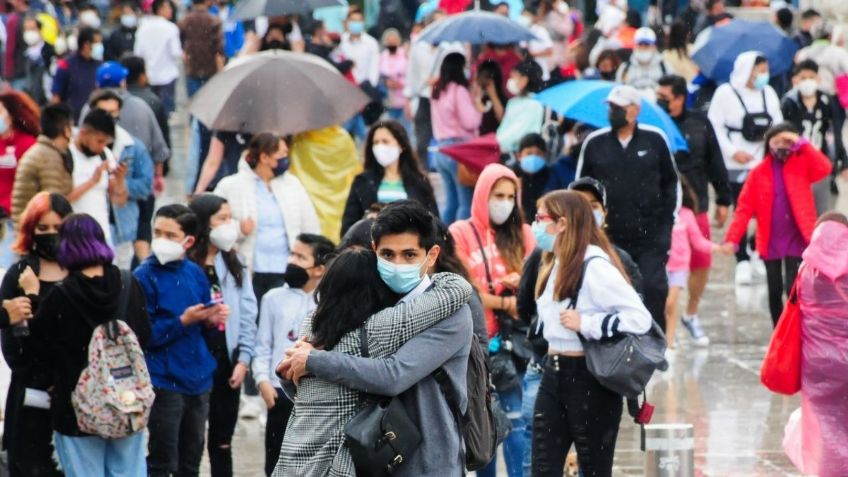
[644,423,695,477]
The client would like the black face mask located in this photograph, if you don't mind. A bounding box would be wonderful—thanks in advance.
[284,263,310,289]
[32,233,61,261]
[599,71,615,81]
[273,157,290,176]
[771,147,792,162]
[262,40,289,51]
[608,105,629,131]
[656,98,671,114]
[386,45,398,54]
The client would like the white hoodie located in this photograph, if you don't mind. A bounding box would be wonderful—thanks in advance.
[707,51,784,180]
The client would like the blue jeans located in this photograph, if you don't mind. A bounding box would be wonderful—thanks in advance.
[434,138,472,224]
[185,76,208,99]
[386,107,414,144]
[152,80,177,116]
[54,431,146,477]
[344,114,368,142]
[522,362,543,477]
[478,385,527,477]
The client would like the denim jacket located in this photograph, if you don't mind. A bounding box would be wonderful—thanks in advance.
[111,128,153,245]
[215,252,258,365]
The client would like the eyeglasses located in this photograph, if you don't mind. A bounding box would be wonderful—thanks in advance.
[534,213,552,223]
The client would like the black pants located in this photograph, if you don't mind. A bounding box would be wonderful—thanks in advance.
[413,97,433,171]
[207,353,241,477]
[730,182,751,263]
[532,356,622,477]
[244,272,287,395]
[264,388,294,477]
[764,257,802,326]
[4,379,62,477]
[147,388,210,477]
[625,246,669,331]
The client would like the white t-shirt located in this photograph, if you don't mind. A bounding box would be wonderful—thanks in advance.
[526,24,554,81]
[70,143,114,245]
[134,15,182,86]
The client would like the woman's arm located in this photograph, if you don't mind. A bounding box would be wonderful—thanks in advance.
[194,136,225,195]
[365,272,472,358]
[723,177,758,246]
[578,258,652,340]
[235,269,258,365]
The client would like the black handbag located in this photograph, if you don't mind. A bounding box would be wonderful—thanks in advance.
[344,328,422,476]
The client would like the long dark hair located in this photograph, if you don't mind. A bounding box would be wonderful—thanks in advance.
[188,194,245,286]
[433,219,471,282]
[667,20,691,57]
[477,59,507,103]
[432,52,469,100]
[310,249,394,350]
[491,175,527,274]
[363,120,434,198]
[245,132,282,169]
[680,175,698,212]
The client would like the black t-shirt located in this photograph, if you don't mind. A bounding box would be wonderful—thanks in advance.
[207,131,252,191]
[203,265,227,355]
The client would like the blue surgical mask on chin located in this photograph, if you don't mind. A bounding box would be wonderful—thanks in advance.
[531,221,557,253]
[753,72,770,90]
[377,257,426,294]
[520,154,547,174]
[348,21,364,35]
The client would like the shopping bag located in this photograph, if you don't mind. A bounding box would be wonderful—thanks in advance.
[835,74,848,109]
[760,280,802,395]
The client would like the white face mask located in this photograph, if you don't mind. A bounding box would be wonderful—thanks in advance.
[798,79,818,98]
[506,77,522,96]
[209,220,239,252]
[79,10,101,29]
[372,144,401,167]
[151,237,187,264]
[633,49,654,64]
[91,42,104,61]
[121,14,138,29]
[67,35,78,53]
[488,199,515,225]
[54,36,67,55]
[23,30,41,46]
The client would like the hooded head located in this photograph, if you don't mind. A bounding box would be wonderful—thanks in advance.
[730,51,769,91]
[471,164,522,231]
[802,215,848,281]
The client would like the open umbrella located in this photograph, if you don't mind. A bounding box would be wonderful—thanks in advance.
[438,134,501,173]
[692,19,799,83]
[232,0,346,21]
[417,10,537,45]
[188,50,369,135]
[536,80,688,152]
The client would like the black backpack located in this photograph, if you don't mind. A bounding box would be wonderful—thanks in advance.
[434,334,510,471]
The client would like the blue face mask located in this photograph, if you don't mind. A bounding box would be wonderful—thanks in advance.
[753,72,770,90]
[531,221,557,253]
[377,256,426,294]
[0,117,8,135]
[520,154,546,174]
[273,157,290,176]
[348,21,364,35]
[593,210,605,228]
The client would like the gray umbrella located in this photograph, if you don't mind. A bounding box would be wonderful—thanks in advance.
[232,0,346,20]
[188,50,369,135]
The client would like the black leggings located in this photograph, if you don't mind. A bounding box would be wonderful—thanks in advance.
[730,182,751,262]
[532,356,622,477]
[207,352,241,477]
[264,389,294,477]
[764,257,802,327]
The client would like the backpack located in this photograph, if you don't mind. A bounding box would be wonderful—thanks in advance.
[434,334,510,471]
[69,270,155,439]
[540,107,564,162]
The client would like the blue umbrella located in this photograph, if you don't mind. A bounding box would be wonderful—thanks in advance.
[417,10,537,45]
[536,80,688,152]
[692,19,799,83]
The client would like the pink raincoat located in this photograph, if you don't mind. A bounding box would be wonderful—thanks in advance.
[789,220,848,476]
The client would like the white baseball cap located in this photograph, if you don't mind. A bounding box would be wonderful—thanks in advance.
[634,27,657,45]
[606,85,642,108]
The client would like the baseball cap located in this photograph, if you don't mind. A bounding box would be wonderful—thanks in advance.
[568,177,607,208]
[605,85,642,108]
[96,61,129,88]
[634,27,656,45]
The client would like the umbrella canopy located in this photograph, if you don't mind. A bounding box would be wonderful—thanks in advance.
[188,50,369,135]
[692,19,799,83]
[536,80,688,152]
[439,134,501,173]
[417,10,536,45]
[232,0,346,20]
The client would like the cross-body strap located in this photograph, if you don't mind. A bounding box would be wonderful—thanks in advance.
[729,86,750,115]
[567,256,605,311]
[433,368,463,425]
[469,223,495,294]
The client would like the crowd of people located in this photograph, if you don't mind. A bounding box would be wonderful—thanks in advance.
[0,0,845,476]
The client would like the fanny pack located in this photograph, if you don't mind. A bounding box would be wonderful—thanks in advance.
[726,87,772,142]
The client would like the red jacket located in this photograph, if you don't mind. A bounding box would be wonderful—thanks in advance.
[724,142,832,256]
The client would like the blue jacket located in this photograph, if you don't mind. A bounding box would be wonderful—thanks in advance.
[134,256,216,395]
[214,252,258,365]
[112,130,153,245]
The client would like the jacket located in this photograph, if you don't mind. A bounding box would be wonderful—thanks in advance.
[133,256,216,395]
[274,273,472,477]
[781,89,847,172]
[341,168,439,236]
[214,161,321,273]
[615,53,670,93]
[35,265,151,436]
[127,84,171,148]
[707,52,784,175]
[667,207,716,272]
[576,124,679,252]
[450,164,536,337]
[0,130,37,216]
[110,127,154,245]
[724,142,832,256]
[214,252,257,366]
[672,109,732,214]
[430,82,482,141]
[496,95,545,153]
[10,136,73,223]
[252,285,316,387]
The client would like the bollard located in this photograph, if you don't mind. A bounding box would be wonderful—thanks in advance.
[644,423,695,477]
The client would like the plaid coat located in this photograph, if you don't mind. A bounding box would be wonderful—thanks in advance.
[273,273,472,477]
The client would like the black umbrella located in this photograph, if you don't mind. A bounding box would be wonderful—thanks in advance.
[188,50,369,135]
[232,0,347,21]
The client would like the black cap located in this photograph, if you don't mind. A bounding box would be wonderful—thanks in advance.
[568,177,607,208]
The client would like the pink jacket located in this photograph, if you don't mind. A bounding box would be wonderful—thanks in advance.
[380,49,408,109]
[430,82,482,141]
[667,207,716,272]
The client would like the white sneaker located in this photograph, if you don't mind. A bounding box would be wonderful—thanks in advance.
[751,255,767,279]
[681,315,710,347]
[239,395,262,420]
[735,261,753,285]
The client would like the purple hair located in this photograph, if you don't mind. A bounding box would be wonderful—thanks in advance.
[58,214,115,270]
